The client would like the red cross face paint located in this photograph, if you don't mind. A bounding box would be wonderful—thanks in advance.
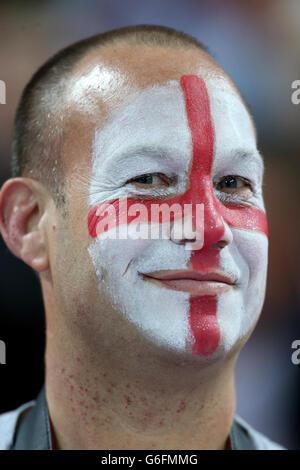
[88,76,268,358]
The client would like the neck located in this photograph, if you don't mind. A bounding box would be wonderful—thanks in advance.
[45,322,237,450]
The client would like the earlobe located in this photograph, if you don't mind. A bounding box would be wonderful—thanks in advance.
[21,229,49,272]
[0,178,49,272]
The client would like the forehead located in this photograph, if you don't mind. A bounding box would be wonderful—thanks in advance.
[73,43,222,89]
[68,43,246,120]
[90,76,257,174]
[64,46,257,176]
[92,80,191,172]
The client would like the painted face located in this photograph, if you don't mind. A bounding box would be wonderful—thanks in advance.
[87,75,268,359]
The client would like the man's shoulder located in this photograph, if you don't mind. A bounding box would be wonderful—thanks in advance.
[0,400,36,450]
[231,414,286,450]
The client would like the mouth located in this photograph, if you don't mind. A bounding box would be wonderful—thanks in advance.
[140,270,236,296]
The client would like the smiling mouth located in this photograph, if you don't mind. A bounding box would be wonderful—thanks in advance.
[140,270,236,296]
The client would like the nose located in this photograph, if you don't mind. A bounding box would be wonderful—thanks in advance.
[170,179,233,251]
[201,180,233,250]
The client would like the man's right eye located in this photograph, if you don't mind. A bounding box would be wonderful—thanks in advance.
[126,173,171,186]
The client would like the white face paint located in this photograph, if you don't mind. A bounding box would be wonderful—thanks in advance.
[88,78,268,358]
[89,82,190,207]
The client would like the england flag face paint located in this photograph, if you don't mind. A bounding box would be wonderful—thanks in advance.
[88,75,268,359]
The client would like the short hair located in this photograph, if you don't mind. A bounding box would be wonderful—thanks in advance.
[12,25,209,205]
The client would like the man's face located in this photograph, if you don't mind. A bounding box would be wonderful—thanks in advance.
[54,46,268,363]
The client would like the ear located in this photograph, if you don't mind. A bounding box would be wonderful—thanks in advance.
[0,178,49,272]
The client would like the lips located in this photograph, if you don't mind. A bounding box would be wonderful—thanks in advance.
[141,270,236,296]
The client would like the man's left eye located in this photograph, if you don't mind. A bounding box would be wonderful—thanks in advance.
[216,175,253,197]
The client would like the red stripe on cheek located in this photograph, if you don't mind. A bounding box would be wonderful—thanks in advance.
[218,203,268,237]
[88,206,100,238]
[180,75,221,356]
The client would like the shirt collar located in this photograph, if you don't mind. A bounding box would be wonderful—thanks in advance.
[12,386,52,450]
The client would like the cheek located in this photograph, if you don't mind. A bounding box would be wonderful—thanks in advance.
[88,233,192,353]
[234,229,268,319]
[88,221,192,282]
[88,235,152,282]
[215,230,268,353]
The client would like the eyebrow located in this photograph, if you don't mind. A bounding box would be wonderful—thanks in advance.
[101,145,187,174]
[106,145,182,163]
[230,148,265,171]
[101,145,265,177]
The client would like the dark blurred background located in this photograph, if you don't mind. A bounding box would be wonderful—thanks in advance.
[0,0,299,449]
